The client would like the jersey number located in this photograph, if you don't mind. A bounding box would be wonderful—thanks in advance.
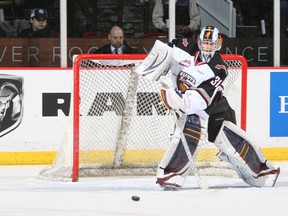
[210,76,222,87]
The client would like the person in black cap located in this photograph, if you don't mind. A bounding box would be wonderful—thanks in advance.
[18,8,57,38]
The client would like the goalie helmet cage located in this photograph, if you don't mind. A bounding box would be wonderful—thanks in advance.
[38,53,247,182]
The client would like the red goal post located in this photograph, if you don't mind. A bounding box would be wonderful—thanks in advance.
[39,53,248,182]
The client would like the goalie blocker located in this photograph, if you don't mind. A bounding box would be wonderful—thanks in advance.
[215,121,280,187]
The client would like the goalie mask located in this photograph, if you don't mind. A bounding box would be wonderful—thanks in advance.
[198,26,223,62]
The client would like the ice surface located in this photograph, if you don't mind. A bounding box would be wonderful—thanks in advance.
[0,163,287,216]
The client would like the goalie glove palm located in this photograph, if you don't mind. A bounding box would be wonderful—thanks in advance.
[160,88,187,114]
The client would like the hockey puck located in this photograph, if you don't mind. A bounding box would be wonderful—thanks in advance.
[131,195,140,201]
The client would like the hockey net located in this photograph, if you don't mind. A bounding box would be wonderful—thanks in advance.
[38,53,247,182]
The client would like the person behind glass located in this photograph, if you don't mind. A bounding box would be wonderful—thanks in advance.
[152,0,200,38]
[18,8,57,38]
[94,26,135,54]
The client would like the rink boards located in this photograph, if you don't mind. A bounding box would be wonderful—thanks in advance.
[0,67,287,164]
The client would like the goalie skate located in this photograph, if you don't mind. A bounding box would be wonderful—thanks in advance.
[160,183,181,191]
[134,40,172,81]
[157,171,183,190]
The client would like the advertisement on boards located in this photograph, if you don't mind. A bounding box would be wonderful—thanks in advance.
[270,72,288,137]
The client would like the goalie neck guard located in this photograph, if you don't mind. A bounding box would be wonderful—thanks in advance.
[197,26,222,63]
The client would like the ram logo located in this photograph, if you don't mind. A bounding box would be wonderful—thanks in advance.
[0,75,24,137]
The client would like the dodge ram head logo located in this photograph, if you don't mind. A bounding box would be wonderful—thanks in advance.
[0,75,23,137]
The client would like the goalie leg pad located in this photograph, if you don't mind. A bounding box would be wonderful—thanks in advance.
[214,121,280,187]
[134,40,173,81]
[156,114,201,188]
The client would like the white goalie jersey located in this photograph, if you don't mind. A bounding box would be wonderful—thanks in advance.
[168,47,228,119]
[136,40,228,119]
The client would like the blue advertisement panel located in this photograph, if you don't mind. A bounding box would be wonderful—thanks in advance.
[270,72,288,137]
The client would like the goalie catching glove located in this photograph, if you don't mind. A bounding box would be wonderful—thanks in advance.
[159,87,187,115]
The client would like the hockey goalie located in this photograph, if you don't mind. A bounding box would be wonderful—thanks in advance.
[135,26,280,189]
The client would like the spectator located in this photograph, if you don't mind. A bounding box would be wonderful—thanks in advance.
[152,0,200,38]
[18,8,57,38]
[94,26,135,54]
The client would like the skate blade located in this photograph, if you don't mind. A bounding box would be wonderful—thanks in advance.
[160,183,181,191]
